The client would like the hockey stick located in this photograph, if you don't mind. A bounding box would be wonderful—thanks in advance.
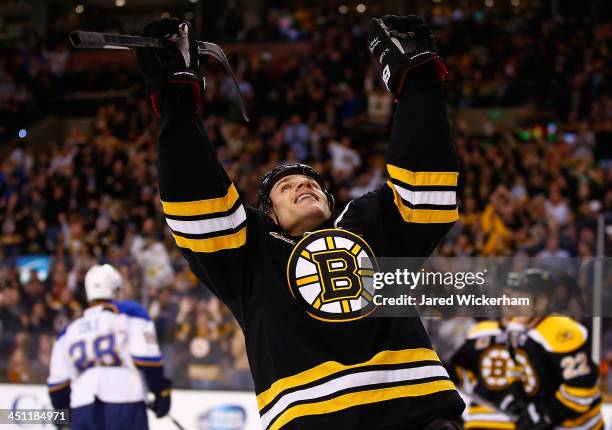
[166,414,187,430]
[457,388,519,421]
[69,31,250,122]
[146,404,186,430]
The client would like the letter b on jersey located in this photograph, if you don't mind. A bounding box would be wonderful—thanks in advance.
[287,229,379,322]
[312,250,361,302]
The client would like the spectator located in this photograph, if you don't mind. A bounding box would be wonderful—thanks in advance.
[130,218,175,291]
[283,114,310,161]
[538,235,571,259]
[329,136,361,179]
[545,185,570,226]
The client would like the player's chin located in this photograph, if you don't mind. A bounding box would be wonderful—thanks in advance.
[296,201,331,220]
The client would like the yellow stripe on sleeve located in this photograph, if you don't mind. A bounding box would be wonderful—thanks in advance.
[133,359,165,367]
[162,184,240,216]
[172,227,247,253]
[257,348,441,411]
[387,164,458,187]
[269,379,456,430]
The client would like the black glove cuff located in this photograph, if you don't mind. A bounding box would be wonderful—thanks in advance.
[394,53,447,98]
[151,68,202,117]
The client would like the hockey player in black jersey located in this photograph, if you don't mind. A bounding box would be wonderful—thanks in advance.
[449,319,524,430]
[508,269,603,430]
[137,15,464,430]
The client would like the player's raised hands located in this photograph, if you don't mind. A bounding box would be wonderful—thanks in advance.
[136,18,204,116]
[367,15,446,96]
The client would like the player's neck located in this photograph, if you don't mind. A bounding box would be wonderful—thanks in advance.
[88,299,112,307]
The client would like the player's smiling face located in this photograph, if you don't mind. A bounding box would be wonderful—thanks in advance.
[269,174,331,236]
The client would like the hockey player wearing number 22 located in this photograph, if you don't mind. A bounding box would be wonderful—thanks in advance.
[137,15,465,430]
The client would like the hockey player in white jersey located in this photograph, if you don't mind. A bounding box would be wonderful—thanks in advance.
[47,264,172,429]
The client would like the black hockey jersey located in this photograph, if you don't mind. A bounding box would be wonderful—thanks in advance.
[449,320,523,430]
[156,74,465,429]
[512,316,603,430]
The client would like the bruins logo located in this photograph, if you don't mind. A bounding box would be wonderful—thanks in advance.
[479,346,515,390]
[514,349,539,396]
[286,229,378,322]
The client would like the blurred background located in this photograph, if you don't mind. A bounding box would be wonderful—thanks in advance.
[0,0,611,407]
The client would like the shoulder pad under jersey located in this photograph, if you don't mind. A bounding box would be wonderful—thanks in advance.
[112,300,151,321]
[527,316,587,353]
[467,320,501,340]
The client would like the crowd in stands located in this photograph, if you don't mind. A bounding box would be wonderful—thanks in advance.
[1,2,611,390]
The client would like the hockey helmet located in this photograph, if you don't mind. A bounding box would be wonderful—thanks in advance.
[519,268,554,293]
[85,264,122,302]
[258,163,335,213]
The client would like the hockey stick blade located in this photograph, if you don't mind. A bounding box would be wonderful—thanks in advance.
[199,41,250,122]
[69,30,250,122]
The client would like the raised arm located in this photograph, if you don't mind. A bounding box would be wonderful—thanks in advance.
[337,16,458,256]
[137,19,250,312]
[386,68,458,225]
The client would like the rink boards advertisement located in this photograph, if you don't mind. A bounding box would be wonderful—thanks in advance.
[0,384,611,429]
[0,384,261,430]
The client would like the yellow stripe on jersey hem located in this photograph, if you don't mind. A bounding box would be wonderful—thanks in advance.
[172,227,247,253]
[561,383,600,398]
[559,404,602,427]
[556,390,590,413]
[387,182,459,224]
[464,422,515,430]
[48,380,70,392]
[257,348,441,411]
[269,379,456,430]
[387,164,458,187]
[558,418,603,430]
[162,183,240,216]
[468,405,498,414]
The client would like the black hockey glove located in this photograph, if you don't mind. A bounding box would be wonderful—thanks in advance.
[516,402,554,430]
[151,387,172,418]
[136,18,203,116]
[367,15,446,96]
